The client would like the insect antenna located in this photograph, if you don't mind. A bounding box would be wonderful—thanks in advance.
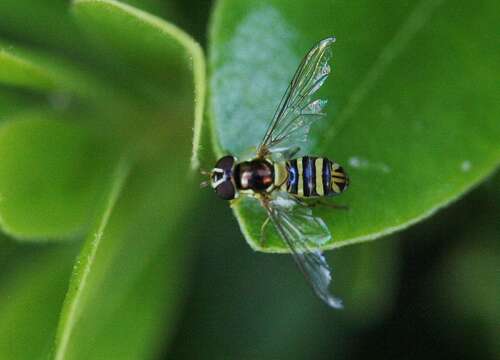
[200,169,212,188]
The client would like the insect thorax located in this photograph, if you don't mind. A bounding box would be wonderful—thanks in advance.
[234,159,275,193]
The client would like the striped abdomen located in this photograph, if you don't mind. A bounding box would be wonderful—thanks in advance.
[284,156,348,197]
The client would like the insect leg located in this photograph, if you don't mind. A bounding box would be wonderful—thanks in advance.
[256,193,274,246]
[298,198,349,210]
[321,202,349,210]
[260,217,271,245]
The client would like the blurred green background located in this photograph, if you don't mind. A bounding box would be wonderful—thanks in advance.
[0,0,498,359]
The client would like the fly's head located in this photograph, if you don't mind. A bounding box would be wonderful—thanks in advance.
[202,155,237,200]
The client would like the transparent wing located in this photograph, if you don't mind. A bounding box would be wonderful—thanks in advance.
[262,192,342,309]
[257,37,336,158]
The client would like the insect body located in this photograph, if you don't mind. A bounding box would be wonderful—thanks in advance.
[206,37,348,308]
[212,156,347,199]
[282,156,348,197]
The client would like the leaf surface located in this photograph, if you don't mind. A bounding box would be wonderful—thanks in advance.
[0,114,109,240]
[0,241,77,360]
[0,41,108,99]
[51,1,202,358]
[72,0,206,168]
[204,0,500,251]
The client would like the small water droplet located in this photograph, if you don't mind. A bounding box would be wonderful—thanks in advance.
[461,160,472,172]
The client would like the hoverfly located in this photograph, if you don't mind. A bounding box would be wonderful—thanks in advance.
[204,37,348,308]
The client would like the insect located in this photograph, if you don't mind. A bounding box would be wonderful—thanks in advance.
[204,36,348,308]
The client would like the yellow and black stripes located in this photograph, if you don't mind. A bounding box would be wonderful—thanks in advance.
[330,161,349,194]
[286,156,348,198]
[302,156,317,197]
[286,159,299,194]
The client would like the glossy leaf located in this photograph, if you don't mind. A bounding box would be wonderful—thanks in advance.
[203,0,500,252]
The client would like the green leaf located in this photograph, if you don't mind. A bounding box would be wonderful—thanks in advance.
[0,0,83,53]
[0,242,78,360]
[0,89,39,119]
[53,157,130,359]
[53,151,197,359]
[0,40,108,99]
[205,0,500,252]
[334,236,399,325]
[0,0,177,60]
[104,0,176,18]
[0,46,54,90]
[49,2,204,357]
[0,113,109,240]
[433,175,500,357]
[71,0,206,168]
[168,196,399,359]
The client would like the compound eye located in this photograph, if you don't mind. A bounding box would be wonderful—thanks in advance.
[214,155,235,174]
[215,180,235,200]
